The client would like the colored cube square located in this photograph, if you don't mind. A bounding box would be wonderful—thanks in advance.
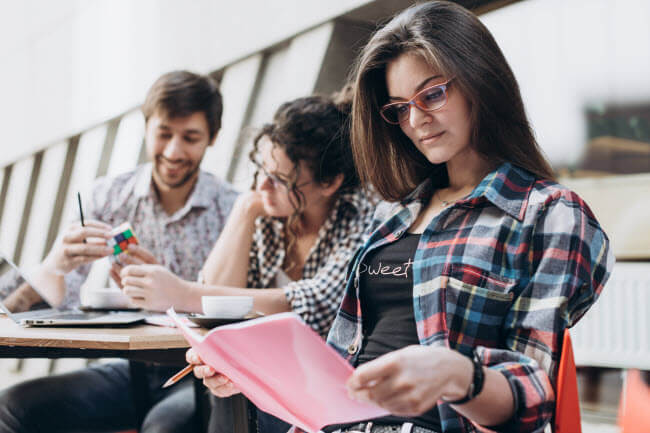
[109,222,139,258]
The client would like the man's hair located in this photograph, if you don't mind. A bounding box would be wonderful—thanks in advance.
[350,1,555,201]
[142,70,223,140]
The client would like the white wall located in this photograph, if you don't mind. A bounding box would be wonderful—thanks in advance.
[481,0,650,167]
[0,0,372,167]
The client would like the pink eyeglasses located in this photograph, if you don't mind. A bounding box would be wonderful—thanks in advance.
[380,78,454,125]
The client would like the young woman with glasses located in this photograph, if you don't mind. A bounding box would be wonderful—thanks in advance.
[190,2,613,433]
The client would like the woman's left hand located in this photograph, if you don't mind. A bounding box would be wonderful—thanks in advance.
[186,348,241,398]
[120,264,190,311]
[346,345,472,416]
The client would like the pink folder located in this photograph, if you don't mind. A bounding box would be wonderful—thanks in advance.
[167,309,389,433]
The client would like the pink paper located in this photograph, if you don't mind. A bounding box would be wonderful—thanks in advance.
[167,309,389,433]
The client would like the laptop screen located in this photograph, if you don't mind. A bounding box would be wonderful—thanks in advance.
[0,256,53,317]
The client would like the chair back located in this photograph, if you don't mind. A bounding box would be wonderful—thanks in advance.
[554,329,582,433]
[619,369,650,433]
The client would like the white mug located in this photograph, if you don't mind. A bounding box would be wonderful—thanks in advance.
[201,296,253,318]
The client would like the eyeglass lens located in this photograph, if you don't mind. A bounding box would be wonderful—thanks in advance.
[381,83,449,124]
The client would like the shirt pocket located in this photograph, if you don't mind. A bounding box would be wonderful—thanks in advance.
[443,263,515,353]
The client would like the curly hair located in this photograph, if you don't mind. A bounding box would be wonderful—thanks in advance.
[248,95,357,272]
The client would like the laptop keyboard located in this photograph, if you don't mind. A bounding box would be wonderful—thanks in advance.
[51,312,106,320]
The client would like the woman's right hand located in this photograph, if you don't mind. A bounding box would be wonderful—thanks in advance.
[234,190,266,221]
[42,220,113,275]
[186,348,241,398]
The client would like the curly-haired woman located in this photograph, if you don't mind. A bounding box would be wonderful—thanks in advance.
[121,95,376,432]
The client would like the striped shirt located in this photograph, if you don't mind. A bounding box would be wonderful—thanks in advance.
[247,188,376,338]
[326,162,614,433]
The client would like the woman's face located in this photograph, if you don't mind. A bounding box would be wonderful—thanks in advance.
[385,52,474,166]
[255,135,330,218]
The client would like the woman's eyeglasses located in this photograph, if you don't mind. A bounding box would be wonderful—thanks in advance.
[254,161,312,190]
[379,78,453,125]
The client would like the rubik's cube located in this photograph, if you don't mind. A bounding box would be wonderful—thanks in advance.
[108,222,139,258]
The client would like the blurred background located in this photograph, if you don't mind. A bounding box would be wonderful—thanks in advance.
[0,1,649,432]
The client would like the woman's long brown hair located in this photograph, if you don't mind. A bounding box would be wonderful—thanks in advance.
[350,1,555,202]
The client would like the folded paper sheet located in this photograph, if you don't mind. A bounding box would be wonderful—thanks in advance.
[167,309,389,433]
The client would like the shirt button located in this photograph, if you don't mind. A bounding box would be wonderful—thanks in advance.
[347,344,358,355]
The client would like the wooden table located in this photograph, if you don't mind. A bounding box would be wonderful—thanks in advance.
[0,316,199,430]
[0,316,250,433]
[0,316,189,362]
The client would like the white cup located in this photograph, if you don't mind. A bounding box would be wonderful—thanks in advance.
[84,288,133,309]
[201,296,253,318]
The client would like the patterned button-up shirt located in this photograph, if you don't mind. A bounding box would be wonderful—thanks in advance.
[62,163,238,307]
[247,188,376,338]
[326,163,613,433]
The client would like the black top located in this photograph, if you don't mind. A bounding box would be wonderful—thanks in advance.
[328,233,441,431]
[357,233,421,364]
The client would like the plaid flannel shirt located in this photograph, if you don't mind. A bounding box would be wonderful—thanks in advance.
[247,188,376,338]
[326,163,613,433]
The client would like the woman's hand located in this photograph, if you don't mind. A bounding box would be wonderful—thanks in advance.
[346,345,472,416]
[186,348,241,398]
[120,264,190,311]
[42,220,113,275]
[234,190,266,221]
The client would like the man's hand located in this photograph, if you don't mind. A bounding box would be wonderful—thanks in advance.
[346,345,472,416]
[109,245,158,288]
[3,282,43,313]
[120,264,189,311]
[42,220,113,275]
[186,348,241,398]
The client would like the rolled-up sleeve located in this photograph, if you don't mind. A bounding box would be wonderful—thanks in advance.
[478,191,614,432]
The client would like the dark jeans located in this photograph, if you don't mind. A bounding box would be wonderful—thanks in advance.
[207,395,290,433]
[0,360,195,433]
[256,410,291,433]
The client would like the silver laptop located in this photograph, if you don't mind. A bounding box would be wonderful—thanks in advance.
[0,253,144,327]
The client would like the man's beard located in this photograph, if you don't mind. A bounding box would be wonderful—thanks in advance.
[154,156,200,189]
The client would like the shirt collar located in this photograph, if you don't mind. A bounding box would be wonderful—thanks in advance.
[184,170,215,209]
[133,162,213,209]
[133,163,154,199]
[403,162,536,222]
[471,162,536,221]
[336,187,369,214]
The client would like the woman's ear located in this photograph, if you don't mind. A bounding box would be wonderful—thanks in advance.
[319,174,345,197]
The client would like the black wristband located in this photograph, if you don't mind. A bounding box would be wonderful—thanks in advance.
[447,348,485,405]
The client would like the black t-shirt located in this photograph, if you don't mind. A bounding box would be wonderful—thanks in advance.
[357,233,420,365]
[349,233,441,430]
